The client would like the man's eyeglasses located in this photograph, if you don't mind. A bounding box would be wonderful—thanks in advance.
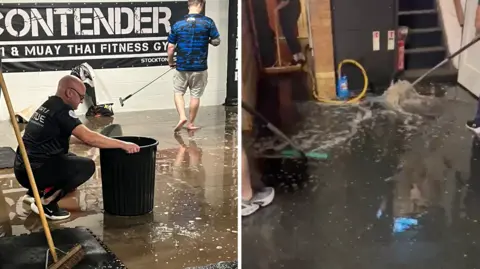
[69,88,85,101]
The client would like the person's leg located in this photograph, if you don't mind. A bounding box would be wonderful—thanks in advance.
[173,70,189,131]
[14,167,47,204]
[187,70,208,130]
[242,149,275,217]
[466,100,480,135]
[30,154,95,220]
[242,149,259,216]
[278,0,305,64]
[242,149,253,201]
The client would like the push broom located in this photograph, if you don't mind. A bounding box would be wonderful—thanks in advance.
[242,101,328,160]
[0,69,85,268]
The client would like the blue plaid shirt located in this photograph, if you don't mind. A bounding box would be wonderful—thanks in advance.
[168,14,220,72]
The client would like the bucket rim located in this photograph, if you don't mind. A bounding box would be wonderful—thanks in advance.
[109,135,159,149]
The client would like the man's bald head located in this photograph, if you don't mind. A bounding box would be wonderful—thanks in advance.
[56,75,85,95]
[56,75,86,110]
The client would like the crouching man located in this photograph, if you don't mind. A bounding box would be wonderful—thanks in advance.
[14,75,140,220]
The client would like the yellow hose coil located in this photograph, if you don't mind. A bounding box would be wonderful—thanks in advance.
[310,59,369,105]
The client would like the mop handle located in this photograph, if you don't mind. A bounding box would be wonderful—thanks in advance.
[274,9,282,66]
[241,101,306,157]
[132,67,173,97]
[448,34,480,59]
[0,71,58,262]
[411,59,448,87]
[412,35,480,86]
[242,101,264,121]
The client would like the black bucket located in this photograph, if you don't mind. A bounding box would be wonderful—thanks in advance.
[100,136,159,216]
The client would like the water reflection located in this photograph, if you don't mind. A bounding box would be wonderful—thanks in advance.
[0,189,11,238]
[173,132,205,189]
[243,84,480,268]
[464,137,480,220]
[0,106,237,268]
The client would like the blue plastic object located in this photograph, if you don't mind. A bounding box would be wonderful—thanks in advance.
[337,75,350,100]
[393,217,419,233]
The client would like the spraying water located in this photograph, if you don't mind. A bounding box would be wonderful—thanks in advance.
[370,80,445,117]
[252,81,449,154]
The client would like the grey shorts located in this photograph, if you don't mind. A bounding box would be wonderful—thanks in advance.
[173,70,208,98]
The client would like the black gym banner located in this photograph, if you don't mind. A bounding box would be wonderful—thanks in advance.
[225,0,238,106]
[0,1,190,72]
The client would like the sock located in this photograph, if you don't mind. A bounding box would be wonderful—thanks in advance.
[41,189,62,205]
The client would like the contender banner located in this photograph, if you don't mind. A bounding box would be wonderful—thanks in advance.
[0,1,188,72]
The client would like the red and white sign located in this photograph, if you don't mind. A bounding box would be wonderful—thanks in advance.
[372,31,380,51]
[387,30,395,51]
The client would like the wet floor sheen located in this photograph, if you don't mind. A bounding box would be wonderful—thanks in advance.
[0,106,237,269]
[243,84,480,269]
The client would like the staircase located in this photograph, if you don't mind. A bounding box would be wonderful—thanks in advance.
[398,0,457,82]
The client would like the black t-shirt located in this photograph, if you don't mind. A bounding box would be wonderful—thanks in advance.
[14,96,82,169]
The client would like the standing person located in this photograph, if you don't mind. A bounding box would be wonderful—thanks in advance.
[14,75,140,220]
[276,0,305,64]
[167,0,221,132]
[465,1,480,135]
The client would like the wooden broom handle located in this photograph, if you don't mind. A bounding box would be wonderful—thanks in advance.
[274,9,282,66]
[0,71,58,262]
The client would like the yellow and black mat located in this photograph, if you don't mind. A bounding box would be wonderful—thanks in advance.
[0,227,126,269]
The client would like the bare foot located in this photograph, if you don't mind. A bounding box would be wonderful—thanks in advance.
[174,118,187,132]
[186,123,201,130]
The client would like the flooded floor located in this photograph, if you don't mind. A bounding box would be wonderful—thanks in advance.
[0,106,238,269]
[243,84,480,268]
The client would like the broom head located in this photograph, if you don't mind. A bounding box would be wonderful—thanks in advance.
[48,244,85,269]
[263,65,302,75]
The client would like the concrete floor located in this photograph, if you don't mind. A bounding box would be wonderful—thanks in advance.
[243,84,480,269]
[0,105,238,268]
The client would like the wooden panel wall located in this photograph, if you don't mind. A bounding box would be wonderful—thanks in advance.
[309,0,336,98]
[241,0,337,127]
[241,0,259,132]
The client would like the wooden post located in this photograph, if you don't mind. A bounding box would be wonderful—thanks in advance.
[308,0,336,99]
[241,0,259,132]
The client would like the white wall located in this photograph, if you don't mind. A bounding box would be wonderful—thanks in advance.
[0,0,229,121]
[438,0,466,69]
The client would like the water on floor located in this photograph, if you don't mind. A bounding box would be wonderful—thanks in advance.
[243,83,480,268]
[0,106,237,269]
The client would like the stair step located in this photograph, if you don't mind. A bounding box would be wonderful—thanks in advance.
[403,67,457,83]
[409,27,442,34]
[405,48,446,69]
[406,28,443,48]
[398,9,437,16]
[398,12,439,29]
[405,46,445,53]
[399,0,436,12]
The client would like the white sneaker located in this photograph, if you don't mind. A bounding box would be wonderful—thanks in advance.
[22,194,34,204]
[242,200,260,216]
[31,202,71,221]
[251,187,275,207]
[466,120,480,136]
[241,187,275,217]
